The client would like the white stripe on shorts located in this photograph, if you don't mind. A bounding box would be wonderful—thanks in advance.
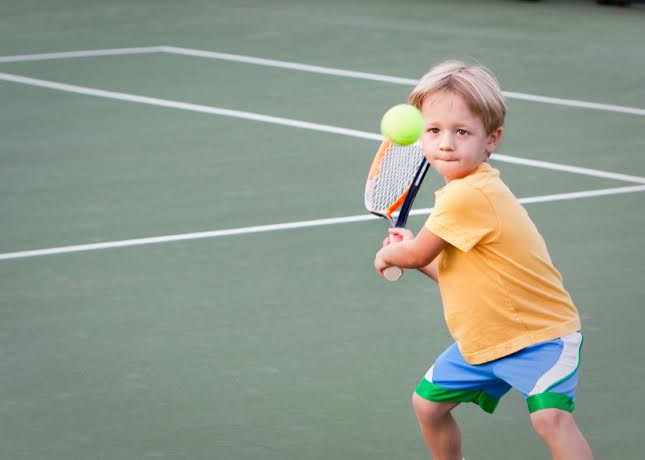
[424,365,435,383]
[528,332,582,396]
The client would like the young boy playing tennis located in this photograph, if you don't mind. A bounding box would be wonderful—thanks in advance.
[374,60,594,459]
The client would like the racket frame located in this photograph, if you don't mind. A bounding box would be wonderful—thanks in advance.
[366,141,431,282]
[369,156,430,228]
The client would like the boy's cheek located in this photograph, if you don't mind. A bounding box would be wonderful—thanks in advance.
[421,144,435,162]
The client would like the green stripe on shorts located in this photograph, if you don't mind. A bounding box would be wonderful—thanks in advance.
[527,392,575,413]
[416,379,500,414]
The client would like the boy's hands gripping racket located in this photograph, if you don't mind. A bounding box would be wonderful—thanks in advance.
[365,138,430,282]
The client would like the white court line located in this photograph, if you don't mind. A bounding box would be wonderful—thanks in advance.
[160,46,419,86]
[0,72,380,141]
[502,91,645,117]
[0,46,166,63]
[161,46,645,117]
[1,71,644,185]
[1,46,643,116]
[491,153,645,185]
[1,185,644,261]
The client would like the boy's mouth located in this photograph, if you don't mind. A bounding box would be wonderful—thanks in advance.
[434,157,459,163]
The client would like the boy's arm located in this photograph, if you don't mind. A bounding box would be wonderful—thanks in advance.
[417,258,439,283]
[374,226,445,280]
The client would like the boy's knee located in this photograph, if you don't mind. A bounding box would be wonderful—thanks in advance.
[412,392,455,423]
[530,408,572,440]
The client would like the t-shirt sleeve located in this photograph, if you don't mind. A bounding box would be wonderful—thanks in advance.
[425,181,498,252]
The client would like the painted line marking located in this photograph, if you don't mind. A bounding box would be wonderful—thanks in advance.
[0,72,381,141]
[491,153,645,185]
[0,46,166,63]
[1,185,644,262]
[161,46,645,117]
[1,71,643,185]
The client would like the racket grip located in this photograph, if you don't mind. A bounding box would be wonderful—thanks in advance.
[383,266,403,282]
[383,232,404,281]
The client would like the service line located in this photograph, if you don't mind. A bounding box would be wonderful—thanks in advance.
[1,184,645,261]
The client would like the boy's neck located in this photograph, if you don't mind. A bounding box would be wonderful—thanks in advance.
[443,160,488,184]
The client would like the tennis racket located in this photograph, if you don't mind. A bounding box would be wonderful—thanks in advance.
[365,138,430,282]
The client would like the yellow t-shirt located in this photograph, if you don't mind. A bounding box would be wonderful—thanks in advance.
[426,162,581,365]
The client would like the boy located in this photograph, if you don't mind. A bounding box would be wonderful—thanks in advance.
[374,60,594,460]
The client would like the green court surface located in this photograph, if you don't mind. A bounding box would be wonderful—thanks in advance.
[1,1,644,459]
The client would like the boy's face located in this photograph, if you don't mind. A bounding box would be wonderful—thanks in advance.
[420,92,503,183]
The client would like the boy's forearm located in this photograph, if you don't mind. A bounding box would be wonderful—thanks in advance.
[375,227,445,279]
[379,241,426,269]
[380,243,439,282]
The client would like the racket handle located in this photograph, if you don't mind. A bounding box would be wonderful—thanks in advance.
[383,266,403,282]
[383,232,404,281]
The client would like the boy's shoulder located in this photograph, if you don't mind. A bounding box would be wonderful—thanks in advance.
[429,163,503,252]
[434,162,517,219]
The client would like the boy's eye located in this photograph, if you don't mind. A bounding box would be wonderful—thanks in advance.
[456,129,468,135]
[427,128,440,134]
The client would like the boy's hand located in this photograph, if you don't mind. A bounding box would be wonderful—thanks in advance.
[382,228,414,246]
[376,228,415,278]
[374,250,389,278]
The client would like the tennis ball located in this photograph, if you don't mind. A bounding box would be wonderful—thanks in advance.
[380,104,424,146]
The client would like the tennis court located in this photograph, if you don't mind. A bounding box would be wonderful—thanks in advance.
[1,1,644,458]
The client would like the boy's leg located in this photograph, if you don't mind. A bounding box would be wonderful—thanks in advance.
[530,408,593,460]
[492,333,593,459]
[413,343,510,459]
[412,393,462,460]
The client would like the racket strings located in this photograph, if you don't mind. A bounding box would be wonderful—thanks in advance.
[365,143,425,216]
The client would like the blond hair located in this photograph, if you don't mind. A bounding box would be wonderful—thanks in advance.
[408,60,507,134]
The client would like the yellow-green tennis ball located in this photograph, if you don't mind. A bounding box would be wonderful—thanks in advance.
[380,104,424,146]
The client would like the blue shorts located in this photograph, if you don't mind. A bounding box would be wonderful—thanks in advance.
[415,332,583,414]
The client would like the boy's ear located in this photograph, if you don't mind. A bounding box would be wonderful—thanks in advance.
[485,127,504,157]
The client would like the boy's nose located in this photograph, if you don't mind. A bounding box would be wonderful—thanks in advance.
[439,133,455,151]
